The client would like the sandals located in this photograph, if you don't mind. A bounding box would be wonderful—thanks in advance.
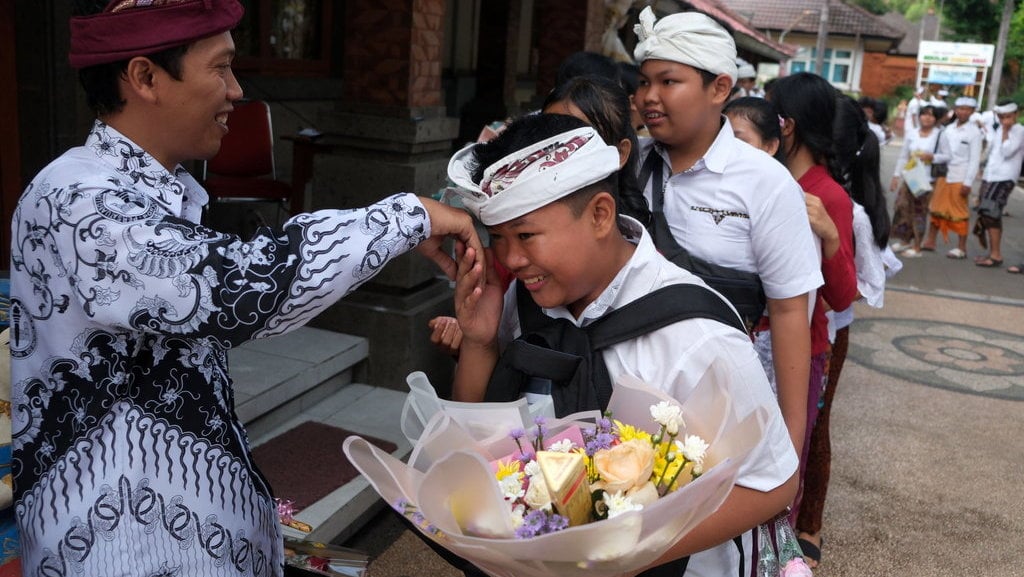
[901,248,924,258]
[798,536,823,568]
[1008,264,1024,274]
[975,257,1002,268]
[946,248,967,259]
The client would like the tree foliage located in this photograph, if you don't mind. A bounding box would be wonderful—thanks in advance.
[938,0,1002,43]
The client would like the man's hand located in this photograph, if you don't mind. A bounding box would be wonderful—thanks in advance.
[960,185,971,197]
[416,197,484,283]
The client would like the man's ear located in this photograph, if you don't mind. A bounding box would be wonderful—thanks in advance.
[123,57,161,104]
[589,191,619,237]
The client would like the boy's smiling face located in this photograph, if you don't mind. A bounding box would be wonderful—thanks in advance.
[488,198,612,318]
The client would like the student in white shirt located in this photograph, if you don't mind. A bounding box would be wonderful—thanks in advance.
[923,97,983,259]
[631,7,822,456]
[889,105,942,256]
[447,112,798,577]
[974,101,1024,267]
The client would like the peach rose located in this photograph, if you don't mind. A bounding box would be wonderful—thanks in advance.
[592,439,654,494]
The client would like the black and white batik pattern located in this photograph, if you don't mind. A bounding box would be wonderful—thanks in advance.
[10,121,429,576]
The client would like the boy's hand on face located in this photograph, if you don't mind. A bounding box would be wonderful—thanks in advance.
[453,244,503,349]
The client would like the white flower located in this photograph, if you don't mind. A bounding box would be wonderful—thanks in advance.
[678,434,709,464]
[509,503,526,528]
[524,476,553,511]
[650,401,684,435]
[604,490,643,519]
[523,460,541,478]
[547,438,575,452]
[499,475,525,501]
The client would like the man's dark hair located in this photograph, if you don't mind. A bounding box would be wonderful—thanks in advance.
[79,44,191,116]
[469,113,619,218]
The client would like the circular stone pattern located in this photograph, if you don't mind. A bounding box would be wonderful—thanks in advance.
[847,318,1024,401]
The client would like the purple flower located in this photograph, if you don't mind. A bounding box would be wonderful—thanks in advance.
[514,510,569,538]
[510,428,526,440]
[596,417,612,431]
[518,451,536,464]
[585,432,616,456]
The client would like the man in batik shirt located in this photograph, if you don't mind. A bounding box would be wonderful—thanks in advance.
[9,1,481,575]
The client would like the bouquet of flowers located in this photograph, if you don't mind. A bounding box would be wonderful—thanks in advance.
[344,361,767,577]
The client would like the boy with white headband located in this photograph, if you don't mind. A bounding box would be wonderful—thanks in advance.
[448,112,798,576]
[923,96,983,258]
[974,101,1024,268]
[631,7,822,456]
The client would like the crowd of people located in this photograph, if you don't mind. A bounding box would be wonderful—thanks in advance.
[6,1,1019,576]
[892,89,1024,272]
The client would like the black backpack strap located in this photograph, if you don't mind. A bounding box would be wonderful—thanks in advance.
[583,284,745,408]
[587,284,746,348]
[639,148,666,211]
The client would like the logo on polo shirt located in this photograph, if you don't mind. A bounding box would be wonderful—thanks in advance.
[690,206,750,225]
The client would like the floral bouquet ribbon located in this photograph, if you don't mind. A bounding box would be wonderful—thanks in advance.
[343,361,767,577]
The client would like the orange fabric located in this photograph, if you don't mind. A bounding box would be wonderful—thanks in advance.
[929,177,969,239]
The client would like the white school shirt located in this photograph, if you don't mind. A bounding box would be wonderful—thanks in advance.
[982,123,1024,183]
[10,121,433,577]
[829,203,899,334]
[498,217,798,577]
[893,127,941,179]
[907,97,923,128]
[934,119,983,185]
[637,119,823,301]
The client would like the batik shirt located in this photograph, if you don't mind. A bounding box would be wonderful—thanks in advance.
[10,121,431,577]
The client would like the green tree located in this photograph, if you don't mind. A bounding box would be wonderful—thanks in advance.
[850,0,891,13]
[939,0,1002,42]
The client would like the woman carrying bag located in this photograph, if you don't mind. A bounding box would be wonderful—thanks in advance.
[889,105,942,258]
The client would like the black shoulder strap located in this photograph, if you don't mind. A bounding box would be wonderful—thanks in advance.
[586,283,746,351]
[639,148,666,211]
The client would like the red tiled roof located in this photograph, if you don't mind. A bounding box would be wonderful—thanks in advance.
[720,0,904,41]
[679,0,798,58]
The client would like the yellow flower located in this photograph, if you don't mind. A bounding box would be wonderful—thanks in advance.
[495,459,522,482]
[613,420,652,444]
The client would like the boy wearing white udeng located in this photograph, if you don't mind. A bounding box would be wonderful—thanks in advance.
[448,113,798,576]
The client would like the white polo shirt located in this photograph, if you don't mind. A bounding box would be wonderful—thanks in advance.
[935,119,983,185]
[983,123,1024,183]
[498,217,799,577]
[637,118,822,301]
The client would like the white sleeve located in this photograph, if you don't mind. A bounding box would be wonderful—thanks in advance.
[852,204,887,308]
[620,320,799,492]
[749,178,824,300]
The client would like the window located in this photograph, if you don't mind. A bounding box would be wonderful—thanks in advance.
[788,47,854,86]
[233,0,334,76]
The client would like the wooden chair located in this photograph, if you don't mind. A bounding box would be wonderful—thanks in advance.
[203,99,302,216]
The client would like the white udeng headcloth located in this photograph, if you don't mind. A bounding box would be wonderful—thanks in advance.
[994,102,1018,114]
[633,6,738,84]
[954,96,977,108]
[447,127,620,226]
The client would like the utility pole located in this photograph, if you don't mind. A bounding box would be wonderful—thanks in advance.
[814,0,830,77]
[987,0,1014,108]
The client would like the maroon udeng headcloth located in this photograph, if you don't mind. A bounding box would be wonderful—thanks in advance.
[69,0,244,68]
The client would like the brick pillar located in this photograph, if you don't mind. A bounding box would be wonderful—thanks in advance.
[309,0,460,392]
[534,0,605,97]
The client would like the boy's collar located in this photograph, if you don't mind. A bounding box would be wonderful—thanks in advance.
[652,115,732,175]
